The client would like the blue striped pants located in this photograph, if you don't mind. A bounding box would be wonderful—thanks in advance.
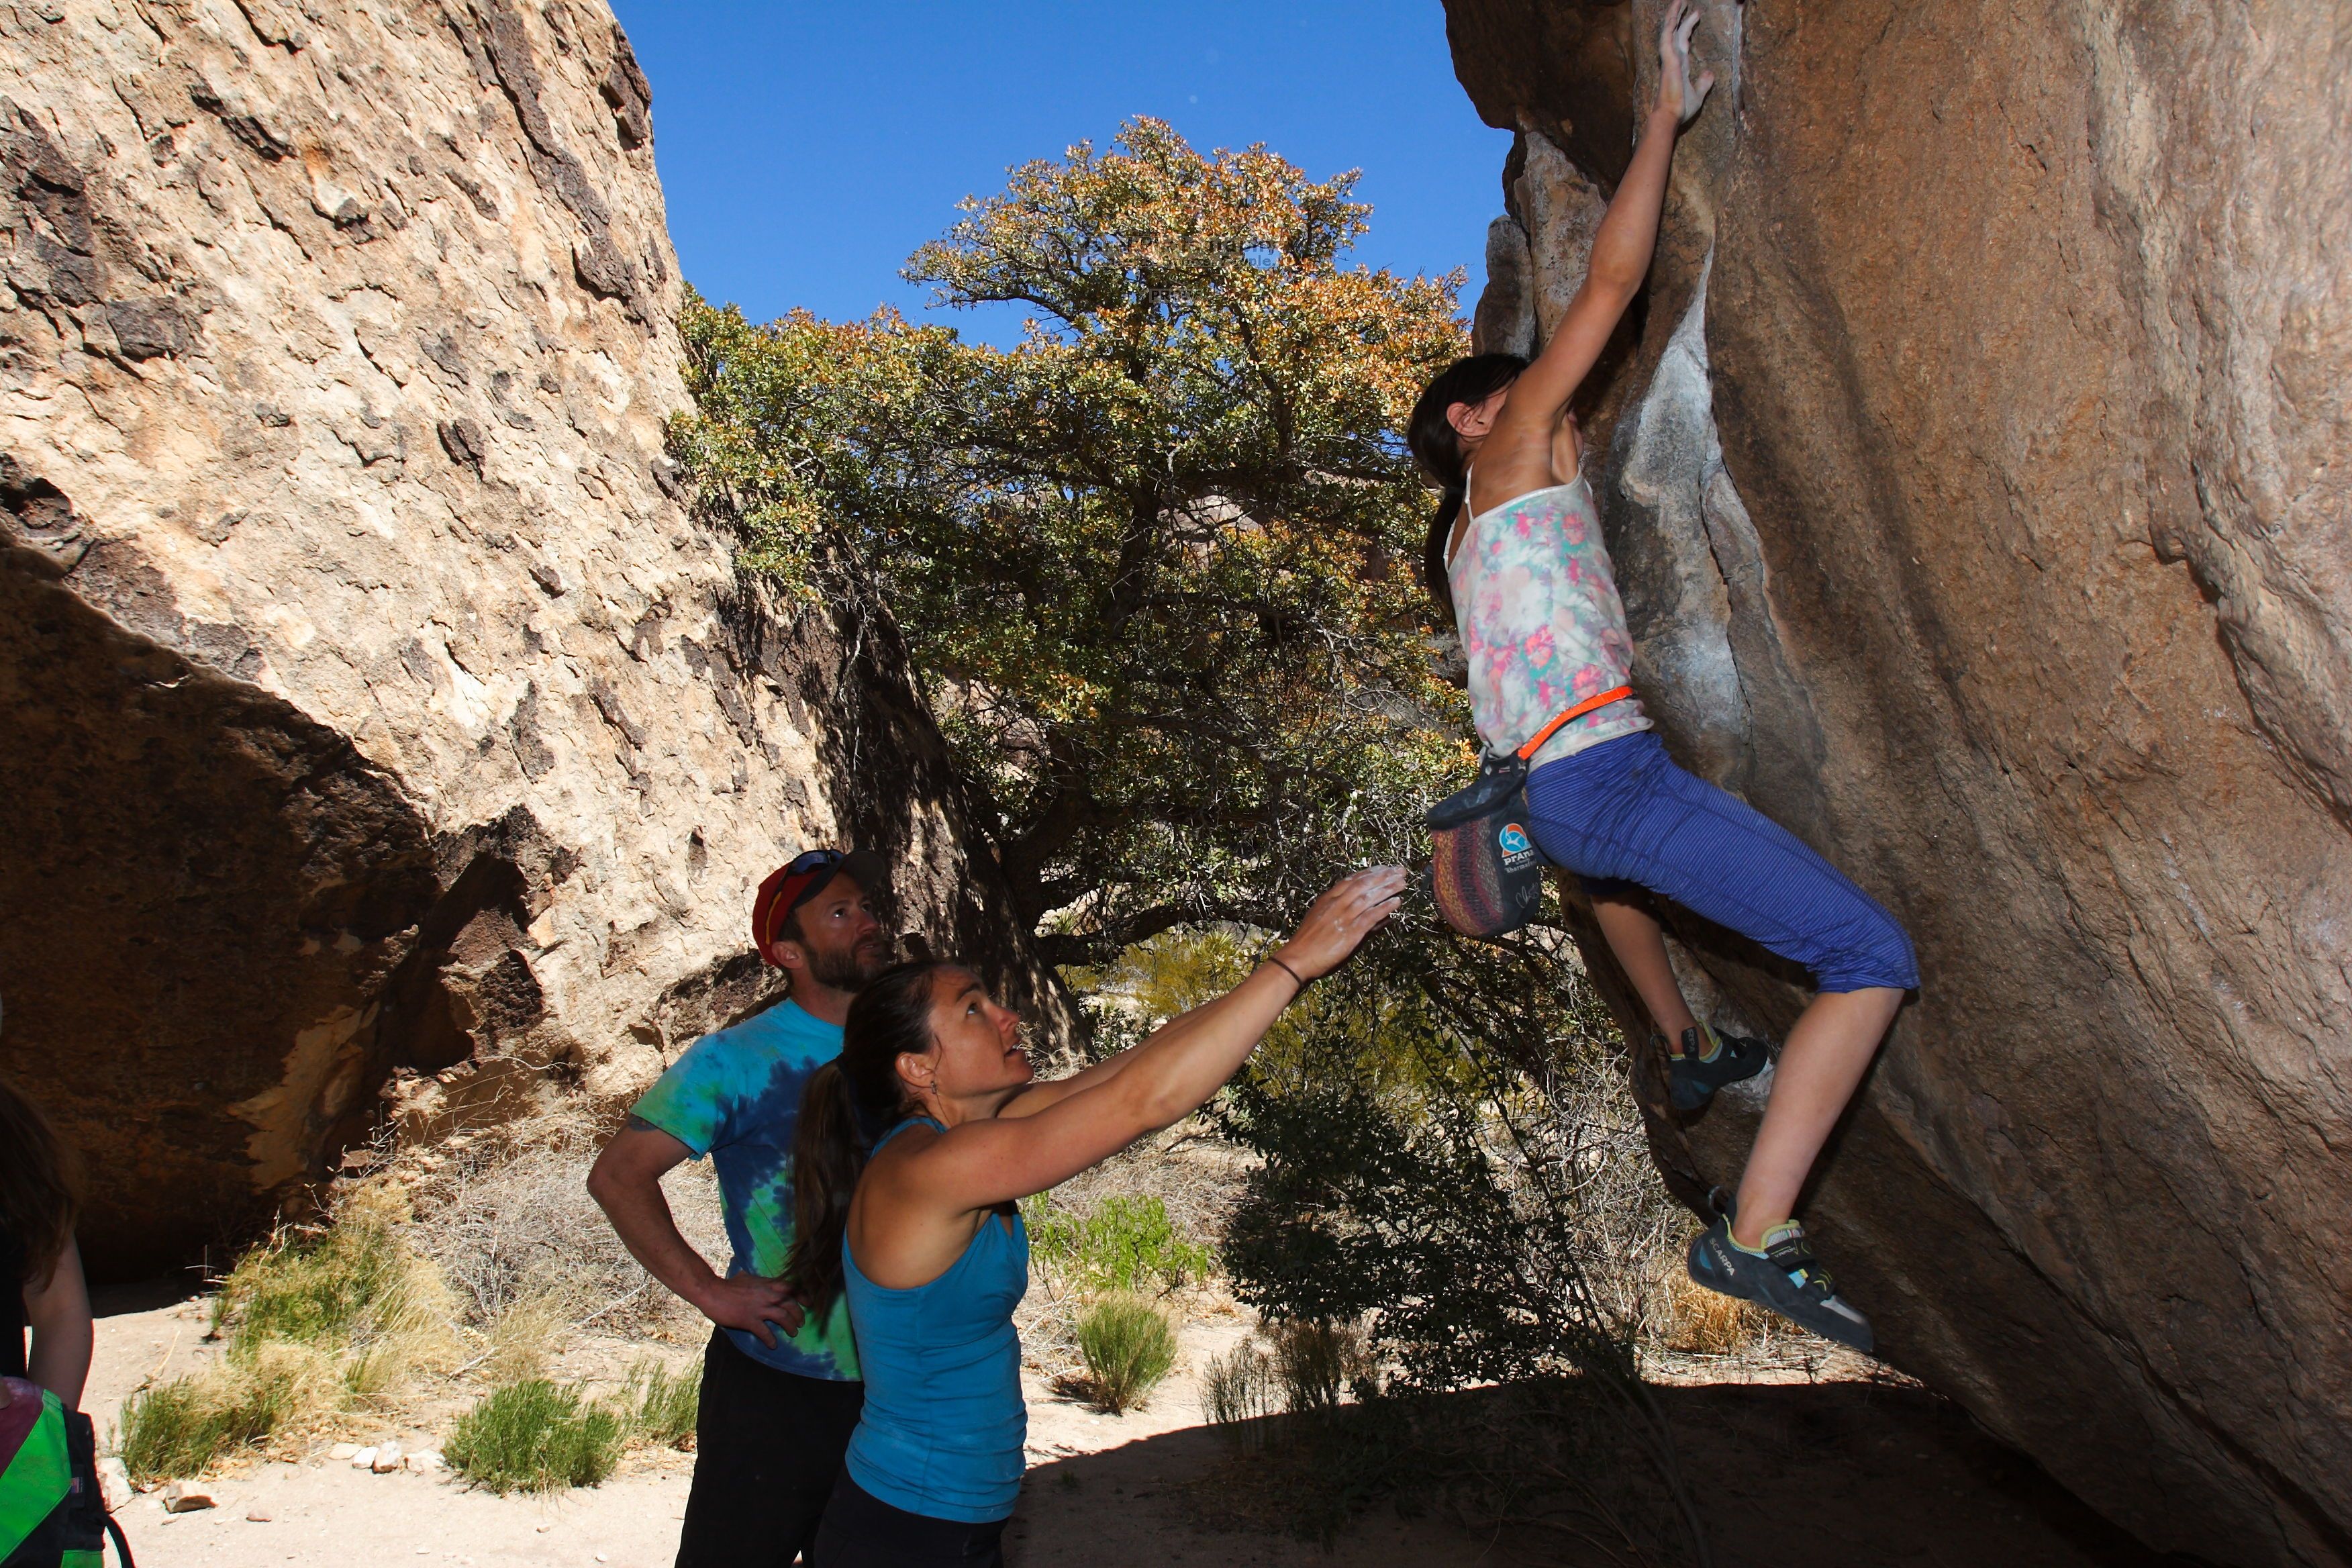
[1523,732,1918,994]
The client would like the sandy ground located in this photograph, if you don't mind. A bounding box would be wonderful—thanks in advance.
[83,1283,2175,1568]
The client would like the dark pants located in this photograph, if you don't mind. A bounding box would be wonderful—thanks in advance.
[675,1329,865,1568]
[810,1473,1010,1567]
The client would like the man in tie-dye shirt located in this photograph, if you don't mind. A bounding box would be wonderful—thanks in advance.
[589,848,890,1568]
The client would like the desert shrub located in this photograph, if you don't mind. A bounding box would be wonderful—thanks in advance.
[117,1367,282,1485]
[444,1380,625,1493]
[1027,1193,1213,1296]
[118,1195,453,1481]
[619,1359,700,1449]
[1202,1341,1277,1451]
[405,1116,724,1338]
[115,1341,338,1485]
[1204,1322,1379,1465]
[1268,1318,1380,1412]
[1209,914,1713,1563]
[1074,1295,1177,1415]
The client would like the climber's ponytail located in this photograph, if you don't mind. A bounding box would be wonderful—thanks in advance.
[785,960,960,1317]
[1406,352,1530,625]
[1422,487,1466,624]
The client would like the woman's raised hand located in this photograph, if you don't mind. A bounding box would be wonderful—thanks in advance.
[1656,0,1716,127]
[1274,866,1409,982]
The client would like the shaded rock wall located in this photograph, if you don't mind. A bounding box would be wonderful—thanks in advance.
[0,0,1066,1280]
[1447,1,2352,1562]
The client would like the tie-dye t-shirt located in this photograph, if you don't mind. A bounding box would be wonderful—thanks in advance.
[1449,475,1650,768]
[631,998,859,1380]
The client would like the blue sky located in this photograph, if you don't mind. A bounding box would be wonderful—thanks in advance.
[606,2,1512,345]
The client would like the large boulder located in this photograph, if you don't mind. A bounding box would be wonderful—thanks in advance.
[0,0,1066,1281]
[1446,1,2352,1561]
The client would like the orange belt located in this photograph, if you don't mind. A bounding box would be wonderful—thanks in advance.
[1514,685,1633,761]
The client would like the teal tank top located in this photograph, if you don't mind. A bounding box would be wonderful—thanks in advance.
[841,1118,1031,1524]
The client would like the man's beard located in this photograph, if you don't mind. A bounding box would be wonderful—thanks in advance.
[803,934,889,993]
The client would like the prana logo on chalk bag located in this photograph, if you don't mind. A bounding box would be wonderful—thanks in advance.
[1498,822,1536,864]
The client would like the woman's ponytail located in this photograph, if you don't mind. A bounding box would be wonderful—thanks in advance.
[786,960,961,1318]
[785,1061,867,1317]
[1405,352,1530,626]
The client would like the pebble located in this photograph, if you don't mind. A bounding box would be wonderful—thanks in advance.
[95,1456,132,1511]
[161,1481,215,1514]
[329,1443,362,1461]
[246,1507,273,1522]
[349,1447,379,1470]
[372,1442,404,1473]
[407,1449,445,1473]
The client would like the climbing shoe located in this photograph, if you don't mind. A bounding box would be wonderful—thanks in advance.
[1687,1217,1875,1353]
[1663,1022,1771,1113]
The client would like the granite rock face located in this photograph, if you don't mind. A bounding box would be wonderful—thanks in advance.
[0,0,1066,1279]
[1446,1,2352,1561]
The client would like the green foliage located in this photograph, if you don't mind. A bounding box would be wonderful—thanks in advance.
[1026,1193,1213,1295]
[116,1354,311,1486]
[1204,914,1713,1561]
[1208,912,1640,1391]
[1075,1295,1179,1414]
[677,117,1471,961]
[115,1196,452,1482]
[444,1381,626,1494]
[618,1359,699,1449]
[214,1208,412,1353]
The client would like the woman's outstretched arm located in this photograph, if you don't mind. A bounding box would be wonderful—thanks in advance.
[1473,1,1714,507]
[916,867,1406,1209]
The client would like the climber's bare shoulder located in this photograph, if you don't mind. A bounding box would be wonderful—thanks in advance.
[1465,409,1582,518]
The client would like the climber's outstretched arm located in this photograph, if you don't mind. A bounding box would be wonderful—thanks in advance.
[1481,1,1714,493]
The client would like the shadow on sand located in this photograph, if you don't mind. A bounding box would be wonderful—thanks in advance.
[1007,1377,2202,1568]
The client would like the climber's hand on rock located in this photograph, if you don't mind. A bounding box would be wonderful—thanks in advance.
[1656,0,1716,126]
[1275,866,1408,981]
[695,1271,803,1346]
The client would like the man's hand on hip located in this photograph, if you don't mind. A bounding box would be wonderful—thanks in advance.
[696,1273,805,1347]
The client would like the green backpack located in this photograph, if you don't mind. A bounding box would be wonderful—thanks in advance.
[0,1379,129,1568]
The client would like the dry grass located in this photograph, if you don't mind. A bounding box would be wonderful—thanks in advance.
[1508,1051,1784,1370]
[117,1103,728,1487]
[1657,1261,1774,1357]
[117,1187,459,1481]
[399,1107,724,1342]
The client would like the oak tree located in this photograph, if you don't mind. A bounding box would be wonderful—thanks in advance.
[678,119,1469,961]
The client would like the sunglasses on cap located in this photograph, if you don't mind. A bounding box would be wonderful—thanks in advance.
[783,848,848,877]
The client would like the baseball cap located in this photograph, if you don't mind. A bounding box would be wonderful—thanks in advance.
[752,848,889,962]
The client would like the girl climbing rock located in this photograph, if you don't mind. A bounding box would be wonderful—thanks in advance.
[1408,0,1916,1351]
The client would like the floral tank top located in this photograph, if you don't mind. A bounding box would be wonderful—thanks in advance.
[1448,475,1649,768]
